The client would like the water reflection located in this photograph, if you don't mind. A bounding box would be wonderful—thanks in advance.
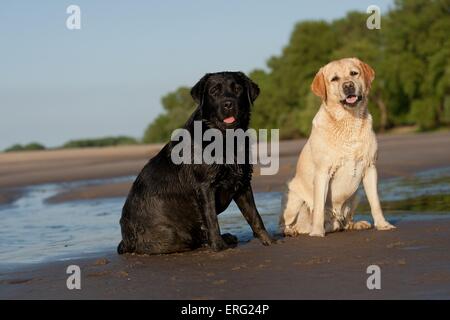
[358,167,450,214]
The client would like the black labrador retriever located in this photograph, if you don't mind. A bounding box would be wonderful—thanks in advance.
[118,71,274,254]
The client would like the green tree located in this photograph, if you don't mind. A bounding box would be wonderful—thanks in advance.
[4,142,46,152]
[251,20,337,138]
[143,0,450,139]
[384,0,450,130]
[143,87,196,143]
[62,136,139,149]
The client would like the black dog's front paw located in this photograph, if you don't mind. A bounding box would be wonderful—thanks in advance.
[257,232,277,246]
[211,239,229,252]
[221,233,238,246]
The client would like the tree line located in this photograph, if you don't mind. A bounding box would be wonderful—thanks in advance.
[143,0,450,143]
[4,136,139,152]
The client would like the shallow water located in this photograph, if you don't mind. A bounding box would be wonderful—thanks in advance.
[1,167,450,269]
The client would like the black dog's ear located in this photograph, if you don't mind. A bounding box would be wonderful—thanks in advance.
[237,72,260,105]
[247,77,260,104]
[191,73,211,105]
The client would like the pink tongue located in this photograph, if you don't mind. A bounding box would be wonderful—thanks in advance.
[223,116,236,124]
[346,96,358,104]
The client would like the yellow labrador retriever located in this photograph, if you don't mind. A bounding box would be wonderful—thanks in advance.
[280,57,395,237]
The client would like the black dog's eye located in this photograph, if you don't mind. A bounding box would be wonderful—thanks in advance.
[350,71,359,76]
[331,76,339,82]
[209,85,221,96]
[234,84,242,94]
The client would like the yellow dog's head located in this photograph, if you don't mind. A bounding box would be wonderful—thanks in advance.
[311,58,375,110]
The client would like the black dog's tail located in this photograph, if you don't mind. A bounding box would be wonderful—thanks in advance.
[117,240,129,255]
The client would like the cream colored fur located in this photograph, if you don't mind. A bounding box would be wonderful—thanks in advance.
[280,58,396,237]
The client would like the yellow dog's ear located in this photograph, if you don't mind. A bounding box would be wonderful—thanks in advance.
[359,60,375,90]
[311,68,327,101]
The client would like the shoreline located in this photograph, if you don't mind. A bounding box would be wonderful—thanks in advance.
[0,189,22,206]
[1,131,450,205]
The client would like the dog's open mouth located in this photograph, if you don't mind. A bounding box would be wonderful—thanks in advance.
[223,116,236,124]
[341,95,362,107]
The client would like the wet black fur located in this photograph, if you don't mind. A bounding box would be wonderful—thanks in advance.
[118,72,274,254]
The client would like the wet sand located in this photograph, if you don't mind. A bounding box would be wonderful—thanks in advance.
[1,219,450,299]
[0,189,22,206]
[1,131,450,204]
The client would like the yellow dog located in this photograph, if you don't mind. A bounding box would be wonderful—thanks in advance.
[280,58,396,237]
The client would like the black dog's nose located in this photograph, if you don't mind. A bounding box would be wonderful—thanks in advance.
[343,81,355,95]
[223,101,233,110]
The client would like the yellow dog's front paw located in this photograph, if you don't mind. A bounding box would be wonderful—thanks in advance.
[375,221,396,230]
[282,226,298,237]
[309,228,325,237]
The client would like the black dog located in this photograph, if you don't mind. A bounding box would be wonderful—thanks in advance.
[118,71,274,254]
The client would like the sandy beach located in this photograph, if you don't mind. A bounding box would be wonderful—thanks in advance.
[1,131,450,299]
[1,131,450,204]
[1,219,450,299]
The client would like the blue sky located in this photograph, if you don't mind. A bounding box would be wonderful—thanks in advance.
[0,0,393,149]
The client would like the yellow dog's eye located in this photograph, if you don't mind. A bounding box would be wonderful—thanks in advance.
[331,76,339,82]
[350,71,359,76]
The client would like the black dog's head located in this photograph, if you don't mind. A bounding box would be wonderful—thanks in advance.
[191,72,260,130]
